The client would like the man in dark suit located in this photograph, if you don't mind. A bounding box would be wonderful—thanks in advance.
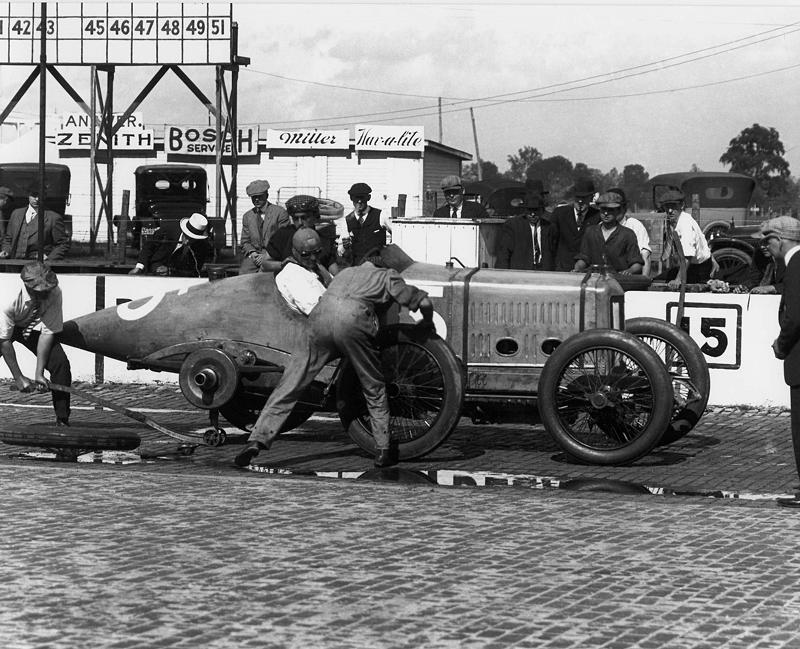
[0,187,69,261]
[129,213,212,277]
[341,182,389,265]
[432,175,489,219]
[761,217,800,508]
[495,193,553,270]
[548,178,600,271]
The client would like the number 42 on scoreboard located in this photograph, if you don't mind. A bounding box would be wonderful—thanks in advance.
[666,301,742,369]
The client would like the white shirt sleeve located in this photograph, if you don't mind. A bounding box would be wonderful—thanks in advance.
[276,263,326,316]
[624,217,651,253]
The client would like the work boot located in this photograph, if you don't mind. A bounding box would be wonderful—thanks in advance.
[56,418,70,427]
[234,441,266,468]
[374,446,398,468]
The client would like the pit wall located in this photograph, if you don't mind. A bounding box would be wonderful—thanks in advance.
[0,275,788,408]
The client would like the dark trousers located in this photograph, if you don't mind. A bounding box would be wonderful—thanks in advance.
[792,385,800,483]
[249,296,391,450]
[13,328,71,421]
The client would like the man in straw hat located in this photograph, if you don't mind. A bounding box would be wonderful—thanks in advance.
[0,261,71,425]
[129,212,212,277]
[751,217,800,508]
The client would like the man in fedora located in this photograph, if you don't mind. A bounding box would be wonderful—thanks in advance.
[340,182,391,266]
[0,185,70,261]
[239,179,290,274]
[495,192,554,271]
[432,175,488,219]
[0,261,71,425]
[750,217,800,508]
[129,212,212,277]
[549,177,600,271]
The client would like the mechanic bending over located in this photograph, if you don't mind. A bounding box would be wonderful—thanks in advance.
[235,229,435,469]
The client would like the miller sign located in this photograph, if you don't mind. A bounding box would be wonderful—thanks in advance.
[166,125,259,156]
[265,128,349,150]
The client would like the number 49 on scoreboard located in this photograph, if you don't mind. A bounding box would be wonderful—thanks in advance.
[666,301,742,369]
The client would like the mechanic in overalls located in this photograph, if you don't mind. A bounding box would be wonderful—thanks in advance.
[235,237,435,469]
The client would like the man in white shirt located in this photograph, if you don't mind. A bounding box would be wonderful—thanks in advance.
[0,262,71,425]
[275,228,328,316]
[659,189,718,288]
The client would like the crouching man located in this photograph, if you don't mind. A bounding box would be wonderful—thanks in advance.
[0,262,71,425]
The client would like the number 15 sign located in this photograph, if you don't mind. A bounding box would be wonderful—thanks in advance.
[667,301,742,369]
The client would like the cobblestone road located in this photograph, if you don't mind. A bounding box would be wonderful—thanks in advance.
[2,383,800,648]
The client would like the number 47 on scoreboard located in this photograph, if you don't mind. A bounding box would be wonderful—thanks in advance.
[666,301,742,370]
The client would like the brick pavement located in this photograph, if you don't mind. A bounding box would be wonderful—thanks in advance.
[2,382,800,648]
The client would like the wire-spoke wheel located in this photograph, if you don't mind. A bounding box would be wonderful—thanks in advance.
[626,317,710,445]
[337,326,464,460]
[538,329,673,465]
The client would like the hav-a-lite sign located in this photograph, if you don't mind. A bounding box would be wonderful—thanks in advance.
[355,125,424,152]
[166,124,259,156]
[0,2,232,65]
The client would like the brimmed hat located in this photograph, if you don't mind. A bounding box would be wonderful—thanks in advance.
[20,261,58,292]
[522,192,545,210]
[246,179,270,196]
[348,182,372,197]
[659,189,685,206]
[524,178,549,196]
[0,186,13,198]
[753,216,800,242]
[440,175,463,192]
[571,178,596,198]
[596,191,624,208]
[180,213,209,240]
[286,194,320,216]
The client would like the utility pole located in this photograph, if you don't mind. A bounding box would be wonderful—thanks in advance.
[470,107,482,181]
[438,97,443,142]
[37,1,46,262]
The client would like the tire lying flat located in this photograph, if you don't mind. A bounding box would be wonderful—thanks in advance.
[0,423,141,451]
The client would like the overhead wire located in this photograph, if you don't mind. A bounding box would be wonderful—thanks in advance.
[239,19,800,127]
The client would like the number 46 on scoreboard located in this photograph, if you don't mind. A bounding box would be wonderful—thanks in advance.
[666,301,742,369]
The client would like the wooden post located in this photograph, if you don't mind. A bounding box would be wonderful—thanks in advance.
[116,189,130,264]
[470,107,482,181]
[438,97,443,142]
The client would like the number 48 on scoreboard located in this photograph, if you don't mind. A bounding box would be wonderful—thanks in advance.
[666,301,742,369]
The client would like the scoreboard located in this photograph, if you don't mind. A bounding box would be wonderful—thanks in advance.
[0,2,232,65]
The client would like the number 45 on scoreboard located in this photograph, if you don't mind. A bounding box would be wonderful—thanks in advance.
[666,301,742,369]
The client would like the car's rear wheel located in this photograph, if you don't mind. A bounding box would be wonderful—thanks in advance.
[337,326,464,460]
[537,329,673,465]
[712,247,752,282]
[625,317,710,445]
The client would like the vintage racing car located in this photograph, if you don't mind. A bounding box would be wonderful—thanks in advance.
[58,244,709,466]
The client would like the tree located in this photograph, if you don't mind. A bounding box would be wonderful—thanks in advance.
[527,155,573,203]
[720,124,790,201]
[462,160,501,183]
[620,164,650,211]
[505,146,543,182]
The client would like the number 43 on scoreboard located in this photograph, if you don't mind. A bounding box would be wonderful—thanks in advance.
[666,301,742,369]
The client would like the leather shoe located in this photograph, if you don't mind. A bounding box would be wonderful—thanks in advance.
[56,418,70,427]
[374,446,398,468]
[234,441,266,468]
[777,497,800,509]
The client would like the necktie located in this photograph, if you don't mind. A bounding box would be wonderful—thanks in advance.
[533,225,541,266]
[22,303,40,340]
[451,206,458,218]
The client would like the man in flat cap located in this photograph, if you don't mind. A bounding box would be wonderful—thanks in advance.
[0,186,13,242]
[749,217,800,508]
[339,182,392,266]
[0,185,70,261]
[572,191,643,274]
[656,189,717,288]
[432,175,489,219]
[238,179,290,274]
[0,261,71,425]
[548,177,601,271]
[262,195,338,278]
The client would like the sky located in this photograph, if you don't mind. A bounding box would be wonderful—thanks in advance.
[3,0,800,179]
